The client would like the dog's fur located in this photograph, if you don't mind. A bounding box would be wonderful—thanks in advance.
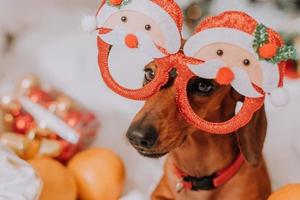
[127,61,271,200]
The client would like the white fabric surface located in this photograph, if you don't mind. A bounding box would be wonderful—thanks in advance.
[0,0,299,199]
[0,144,41,200]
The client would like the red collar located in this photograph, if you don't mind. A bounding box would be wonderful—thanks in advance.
[173,153,244,192]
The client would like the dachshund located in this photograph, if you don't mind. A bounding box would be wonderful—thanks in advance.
[126,61,271,200]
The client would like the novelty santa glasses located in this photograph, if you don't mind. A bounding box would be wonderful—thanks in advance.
[84,0,296,134]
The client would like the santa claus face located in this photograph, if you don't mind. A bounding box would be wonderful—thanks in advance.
[98,10,168,89]
[100,10,166,58]
[195,43,263,87]
[103,11,165,48]
[189,43,264,98]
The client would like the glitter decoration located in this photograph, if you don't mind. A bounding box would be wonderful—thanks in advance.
[253,24,269,52]
[106,0,131,9]
[194,11,287,88]
[94,1,291,134]
[150,0,183,31]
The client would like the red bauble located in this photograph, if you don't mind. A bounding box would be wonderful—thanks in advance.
[14,114,35,133]
[65,111,82,127]
[28,88,50,103]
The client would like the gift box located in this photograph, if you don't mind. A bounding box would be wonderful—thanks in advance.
[0,75,100,163]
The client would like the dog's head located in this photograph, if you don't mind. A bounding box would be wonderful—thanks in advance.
[126,61,267,167]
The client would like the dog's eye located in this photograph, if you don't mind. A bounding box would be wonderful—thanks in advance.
[144,69,155,82]
[188,77,215,96]
[145,24,151,31]
[121,16,127,22]
[197,80,214,94]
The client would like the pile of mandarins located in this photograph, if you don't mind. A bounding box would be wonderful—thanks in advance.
[30,148,125,200]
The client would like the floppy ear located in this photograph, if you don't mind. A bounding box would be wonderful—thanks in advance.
[236,106,267,167]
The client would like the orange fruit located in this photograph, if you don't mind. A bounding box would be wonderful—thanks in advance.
[29,157,77,200]
[268,184,300,200]
[67,148,125,200]
[259,43,278,59]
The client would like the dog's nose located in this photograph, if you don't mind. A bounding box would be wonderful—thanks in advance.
[126,125,158,149]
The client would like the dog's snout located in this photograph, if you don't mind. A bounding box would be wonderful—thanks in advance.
[126,125,158,149]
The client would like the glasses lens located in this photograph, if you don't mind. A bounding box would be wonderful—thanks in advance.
[179,76,264,134]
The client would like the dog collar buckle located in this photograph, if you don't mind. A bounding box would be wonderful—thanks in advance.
[175,179,185,193]
[175,175,216,193]
[185,175,216,191]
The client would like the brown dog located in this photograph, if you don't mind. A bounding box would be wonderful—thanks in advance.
[126,61,271,200]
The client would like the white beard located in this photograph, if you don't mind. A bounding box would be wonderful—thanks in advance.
[189,60,264,98]
[108,45,153,89]
[99,27,166,89]
[99,27,165,59]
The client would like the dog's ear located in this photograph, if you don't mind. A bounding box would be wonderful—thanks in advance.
[236,106,267,167]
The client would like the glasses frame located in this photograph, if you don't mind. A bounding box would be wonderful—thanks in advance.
[97,37,265,134]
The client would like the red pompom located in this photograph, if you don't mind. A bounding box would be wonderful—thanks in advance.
[216,67,235,85]
[125,34,139,49]
[110,0,123,6]
[259,43,278,59]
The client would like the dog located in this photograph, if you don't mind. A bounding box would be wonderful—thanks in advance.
[126,59,271,199]
[93,2,288,199]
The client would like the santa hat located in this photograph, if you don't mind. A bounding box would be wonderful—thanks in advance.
[184,11,296,106]
[82,0,183,54]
